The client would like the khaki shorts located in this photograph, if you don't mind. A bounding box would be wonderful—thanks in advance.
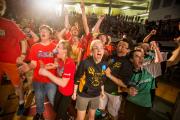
[0,62,21,87]
[99,92,122,117]
[76,95,100,111]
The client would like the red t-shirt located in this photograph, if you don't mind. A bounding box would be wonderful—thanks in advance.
[0,18,26,63]
[105,44,114,55]
[57,58,76,96]
[29,42,56,83]
[64,31,72,41]
[82,33,93,60]
[25,38,36,62]
[51,39,59,45]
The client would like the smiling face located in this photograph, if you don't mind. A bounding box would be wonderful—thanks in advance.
[90,40,104,63]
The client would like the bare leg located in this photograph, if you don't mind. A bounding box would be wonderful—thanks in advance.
[76,110,86,120]
[88,109,96,120]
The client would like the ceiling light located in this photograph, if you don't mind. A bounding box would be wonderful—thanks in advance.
[137,13,149,16]
[91,4,96,7]
[121,6,130,10]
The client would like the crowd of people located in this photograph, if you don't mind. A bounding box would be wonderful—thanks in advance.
[0,0,180,120]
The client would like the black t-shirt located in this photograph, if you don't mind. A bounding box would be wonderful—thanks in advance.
[104,55,133,95]
[75,56,107,97]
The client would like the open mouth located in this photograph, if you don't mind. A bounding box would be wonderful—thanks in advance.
[41,34,46,37]
[139,61,143,65]
[97,53,102,57]
[73,31,78,35]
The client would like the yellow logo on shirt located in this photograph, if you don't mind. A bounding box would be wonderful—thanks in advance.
[88,67,95,76]
[113,62,121,68]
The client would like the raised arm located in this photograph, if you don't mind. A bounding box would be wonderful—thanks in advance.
[143,29,156,43]
[56,28,66,40]
[56,9,71,40]
[81,0,90,35]
[166,45,180,67]
[151,41,163,63]
[29,29,39,42]
[64,9,70,31]
[92,15,105,33]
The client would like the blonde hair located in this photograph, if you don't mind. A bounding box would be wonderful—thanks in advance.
[90,39,103,51]
[0,0,6,16]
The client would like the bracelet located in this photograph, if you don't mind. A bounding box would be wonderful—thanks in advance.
[21,52,27,55]
[20,54,26,58]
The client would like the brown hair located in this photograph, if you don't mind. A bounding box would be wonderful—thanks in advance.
[58,40,73,58]
[39,25,53,34]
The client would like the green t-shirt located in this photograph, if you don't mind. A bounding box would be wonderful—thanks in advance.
[144,51,155,60]
[127,68,155,107]
[143,51,155,65]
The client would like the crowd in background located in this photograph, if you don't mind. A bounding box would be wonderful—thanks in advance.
[4,0,180,44]
[0,0,180,120]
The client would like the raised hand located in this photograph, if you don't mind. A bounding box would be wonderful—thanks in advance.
[80,0,85,12]
[150,41,158,50]
[99,15,105,20]
[150,29,157,35]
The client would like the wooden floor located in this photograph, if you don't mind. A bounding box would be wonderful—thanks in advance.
[0,80,56,120]
[0,78,180,120]
[156,82,180,103]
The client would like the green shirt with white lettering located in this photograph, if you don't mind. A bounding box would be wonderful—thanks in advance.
[127,68,155,107]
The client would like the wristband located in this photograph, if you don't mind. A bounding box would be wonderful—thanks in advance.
[21,52,27,55]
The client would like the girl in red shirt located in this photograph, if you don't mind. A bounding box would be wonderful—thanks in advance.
[39,40,76,120]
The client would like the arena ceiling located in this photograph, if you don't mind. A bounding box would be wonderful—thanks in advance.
[5,0,151,17]
[65,0,151,10]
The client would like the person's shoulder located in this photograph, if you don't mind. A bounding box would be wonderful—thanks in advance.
[49,41,56,45]
[85,56,92,60]
[0,17,10,22]
[67,58,75,64]
[0,17,15,25]
[31,42,41,48]
[142,68,151,74]
[123,56,131,62]
[81,56,93,65]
